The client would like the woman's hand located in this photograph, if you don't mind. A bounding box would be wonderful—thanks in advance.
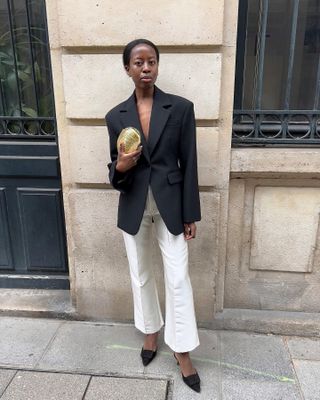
[115,143,142,173]
[184,222,196,240]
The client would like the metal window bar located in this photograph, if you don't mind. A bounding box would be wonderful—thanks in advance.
[284,0,299,110]
[6,0,23,116]
[25,0,40,117]
[233,0,320,147]
[253,0,268,110]
[0,0,56,139]
[314,55,320,110]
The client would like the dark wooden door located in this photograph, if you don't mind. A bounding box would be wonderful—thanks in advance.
[0,1,69,289]
[0,140,69,289]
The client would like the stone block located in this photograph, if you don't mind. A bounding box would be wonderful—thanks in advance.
[231,148,320,175]
[62,53,221,120]
[84,376,168,400]
[0,317,61,368]
[293,360,320,400]
[1,371,89,400]
[69,126,109,184]
[286,337,320,360]
[57,0,224,47]
[220,331,300,400]
[225,179,320,312]
[250,186,320,272]
[38,323,145,375]
[197,127,219,187]
[0,369,16,397]
[68,189,132,320]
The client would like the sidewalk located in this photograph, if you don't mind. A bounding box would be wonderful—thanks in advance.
[0,316,319,399]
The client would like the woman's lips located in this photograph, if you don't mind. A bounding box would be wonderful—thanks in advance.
[141,76,152,82]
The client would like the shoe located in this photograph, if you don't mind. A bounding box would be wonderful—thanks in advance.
[140,347,157,366]
[174,353,201,393]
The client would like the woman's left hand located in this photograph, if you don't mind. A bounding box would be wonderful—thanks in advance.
[184,222,196,240]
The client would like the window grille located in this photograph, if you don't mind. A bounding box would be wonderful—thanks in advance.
[0,0,56,139]
[233,0,320,146]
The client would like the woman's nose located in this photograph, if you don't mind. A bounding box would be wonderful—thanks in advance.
[142,62,150,72]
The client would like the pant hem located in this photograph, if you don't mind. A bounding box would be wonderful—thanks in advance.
[164,339,200,353]
[135,322,164,335]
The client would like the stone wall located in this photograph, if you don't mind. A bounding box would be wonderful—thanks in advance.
[225,149,320,313]
[46,0,320,327]
[45,0,239,322]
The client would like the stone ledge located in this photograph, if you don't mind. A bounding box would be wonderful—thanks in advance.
[211,308,320,337]
[231,148,320,176]
[0,289,77,320]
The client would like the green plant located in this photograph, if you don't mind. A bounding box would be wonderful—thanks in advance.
[0,3,54,119]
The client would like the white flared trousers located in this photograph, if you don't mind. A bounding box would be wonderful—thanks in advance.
[122,188,200,353]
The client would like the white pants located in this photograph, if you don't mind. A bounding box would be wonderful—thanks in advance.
[122,188,200,353]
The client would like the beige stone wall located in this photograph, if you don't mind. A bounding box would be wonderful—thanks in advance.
[225,150,320,313]
[46,0,239,322]
[47,0,320,323]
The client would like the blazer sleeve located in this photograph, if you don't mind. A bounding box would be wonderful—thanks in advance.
[106,114,134,193]
[179,102,201,223]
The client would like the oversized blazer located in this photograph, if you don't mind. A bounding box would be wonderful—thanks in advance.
[105,85,201,235]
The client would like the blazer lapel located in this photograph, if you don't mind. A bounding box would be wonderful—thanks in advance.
[119,92,150,163]
[118,86,172,161]
[148,86,172,156]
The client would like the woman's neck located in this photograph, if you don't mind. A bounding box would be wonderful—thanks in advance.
[135,86,155,102]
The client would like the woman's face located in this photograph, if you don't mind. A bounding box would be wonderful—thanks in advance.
[125,44,158,89]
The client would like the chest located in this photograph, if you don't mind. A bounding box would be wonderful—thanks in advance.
[137,102,153,140]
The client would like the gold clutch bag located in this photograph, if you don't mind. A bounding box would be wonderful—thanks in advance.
[117,127,141,154]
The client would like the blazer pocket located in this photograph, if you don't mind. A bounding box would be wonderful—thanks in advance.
[167,170,183,184]
[166,118,180,128]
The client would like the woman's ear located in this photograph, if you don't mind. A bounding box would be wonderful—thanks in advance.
[124,65,131,77]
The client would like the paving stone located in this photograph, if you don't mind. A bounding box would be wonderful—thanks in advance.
[221,375,300,400]
[0,317,61,368]
[84,376,167,400]
[38,322,145,375]
[0,370,90,400]
[293,359,320,400]
[0,369,16,396]
[220,331,301,400]
[286,337,320,360]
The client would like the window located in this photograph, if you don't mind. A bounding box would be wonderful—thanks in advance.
[0,0,55,137]
[233,0,320,146]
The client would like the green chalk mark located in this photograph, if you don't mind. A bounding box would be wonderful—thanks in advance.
[105,344,295,384]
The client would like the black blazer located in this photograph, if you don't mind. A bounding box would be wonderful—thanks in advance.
[105,86,201,235]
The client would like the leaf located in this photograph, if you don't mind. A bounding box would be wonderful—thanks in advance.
[0,66,6,79]
[7,72,18,91]
[23,65,31,74]
[0,51,10,59]
[18,70,31,82]
[22,106,37,117]
[12,108,21,117]
[2,60,14,66]
[34,62,41,82]
[39,93,54,116]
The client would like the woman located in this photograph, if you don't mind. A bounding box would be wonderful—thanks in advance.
[106,39,201,393]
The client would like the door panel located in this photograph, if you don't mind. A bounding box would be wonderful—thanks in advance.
[17,188,67,272]
[0,141,68,287]
[0,188,13,270]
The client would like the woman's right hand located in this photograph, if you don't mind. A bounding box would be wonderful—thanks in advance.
[115,143,142,173]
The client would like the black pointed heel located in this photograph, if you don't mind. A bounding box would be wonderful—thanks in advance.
[174,353,201,393]
[140,347,157,366]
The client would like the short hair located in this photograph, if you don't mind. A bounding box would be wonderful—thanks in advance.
[122,39,160,67]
